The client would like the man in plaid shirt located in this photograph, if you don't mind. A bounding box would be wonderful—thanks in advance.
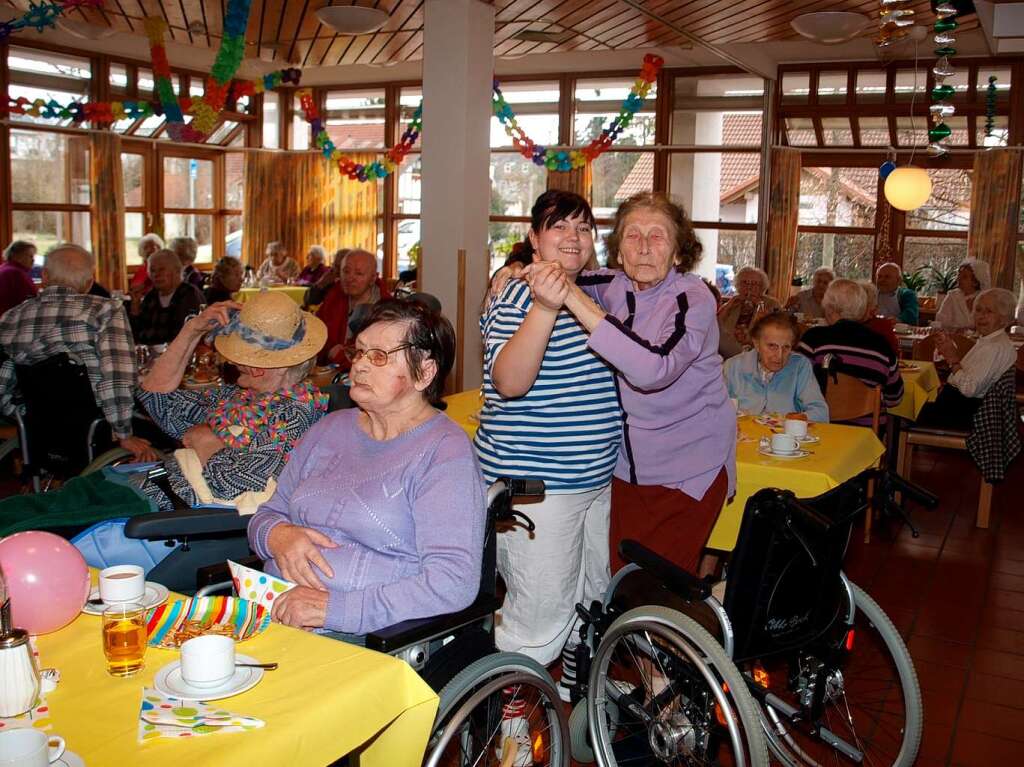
[0,244,157,461]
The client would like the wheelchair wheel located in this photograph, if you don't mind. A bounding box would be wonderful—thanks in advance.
[587,606,769,767]
[79,448,140,475]
[753,580,922,766]
[424,652,569,767]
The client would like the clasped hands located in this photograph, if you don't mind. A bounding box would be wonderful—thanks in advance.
[265,523,339,630]
[489,261,574,311]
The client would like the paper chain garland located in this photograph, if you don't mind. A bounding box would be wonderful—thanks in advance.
[927,3,960,157]
[0,0,103,42]
[299,87,422,182]
[493,53,663,171]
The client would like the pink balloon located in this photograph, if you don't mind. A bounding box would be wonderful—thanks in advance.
[0,531,89,635]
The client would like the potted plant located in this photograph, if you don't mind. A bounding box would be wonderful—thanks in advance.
[922,263,958,296]
[902,267,928,294]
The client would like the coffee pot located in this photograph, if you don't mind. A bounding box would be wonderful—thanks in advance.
[0,563,40,718]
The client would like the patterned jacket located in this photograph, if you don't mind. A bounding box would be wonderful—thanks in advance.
[967,367,1021,483]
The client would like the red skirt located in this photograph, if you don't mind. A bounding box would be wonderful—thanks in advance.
[609,469,728,576]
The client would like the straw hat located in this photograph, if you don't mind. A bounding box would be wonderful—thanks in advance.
[214,291,327,368]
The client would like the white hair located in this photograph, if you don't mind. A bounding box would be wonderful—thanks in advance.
[976,287,1016,323]
[735,265,769,290]
[876,262,900,278]
[822,278,867,321]
[308,245,326,261]
[266,241,285,255]
[137,232,164,258]
[44,243,94,292]
[167,236,198,265]
[860,280,879,307]
[148,248,183,273]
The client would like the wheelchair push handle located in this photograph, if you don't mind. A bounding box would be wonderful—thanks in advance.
[486,478,545,533]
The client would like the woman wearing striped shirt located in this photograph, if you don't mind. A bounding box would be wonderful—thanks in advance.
[477,190,622,671]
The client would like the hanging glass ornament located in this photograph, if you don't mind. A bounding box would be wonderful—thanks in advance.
[928,123,952,141]
[927,143,949,157]
[929,102,955,119]
[934,32,956,45]
[931,84,955,100]
[934,17,959,33]
[933,57,956,78]
[934,3,957,17]
[880,8,914,19]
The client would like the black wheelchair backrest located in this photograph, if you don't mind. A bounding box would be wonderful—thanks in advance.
[723,471,871,663]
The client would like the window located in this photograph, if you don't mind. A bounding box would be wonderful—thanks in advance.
[9,130,90,257]
[324,89,386,149]
[574,77,656,146]
[162,155,216,263]
[796,166,877,281]
[7,47,90,127]
[492,81,559,147]
[263,92,280,149]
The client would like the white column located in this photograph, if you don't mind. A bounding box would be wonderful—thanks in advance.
[420,0,494,391]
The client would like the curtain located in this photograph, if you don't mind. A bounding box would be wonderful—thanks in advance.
[968,147,1023,289]
[89,133,126,291]
[546,165,593,199]
[242,151,378,269]
[763,147,801,304]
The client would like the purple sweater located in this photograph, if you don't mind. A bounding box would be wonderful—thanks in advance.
[248,409,486,634]
[579,269,736,500]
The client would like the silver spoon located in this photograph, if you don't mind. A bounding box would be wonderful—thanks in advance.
[235,662,278,670]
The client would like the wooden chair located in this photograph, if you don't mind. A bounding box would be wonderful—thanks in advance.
[911,332,975,362]
[1015,345,1024,409]
[823,373,882,542]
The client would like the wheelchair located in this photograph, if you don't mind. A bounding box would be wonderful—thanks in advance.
[191,477,572,767]
[562,470,923,767]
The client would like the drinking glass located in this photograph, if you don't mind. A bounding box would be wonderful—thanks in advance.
[102,603,148,677]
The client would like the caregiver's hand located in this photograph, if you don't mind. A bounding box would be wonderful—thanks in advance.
[266,523,338,589]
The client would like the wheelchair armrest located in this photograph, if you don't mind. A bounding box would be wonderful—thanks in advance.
[364,593,502,653]
[618,539,711,601]
[124,507,250,540]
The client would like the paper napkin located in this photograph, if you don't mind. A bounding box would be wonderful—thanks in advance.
[138,688,264,742]
[228,560,295,609]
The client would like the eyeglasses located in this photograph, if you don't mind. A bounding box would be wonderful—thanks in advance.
[344,344,413,366]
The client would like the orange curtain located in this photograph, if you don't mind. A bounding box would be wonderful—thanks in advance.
[242,151,378,268]
[547,165,593,199]
[89,133,126,291]
[763,147,801,304]
[968,148,1023,289]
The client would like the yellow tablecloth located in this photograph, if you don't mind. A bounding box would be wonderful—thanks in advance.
[889,361,941,421]
[235,286,308,306]
[444,391,884,554]
[32,578,438,767]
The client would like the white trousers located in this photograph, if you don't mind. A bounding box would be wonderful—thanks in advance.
[495,483,611,666]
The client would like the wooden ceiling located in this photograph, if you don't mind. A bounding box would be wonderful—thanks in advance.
[7,1,978,68]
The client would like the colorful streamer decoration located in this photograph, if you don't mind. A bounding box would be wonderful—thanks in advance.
[0,0,104,41]
[927,2,960,157]
[298,88,422,182]
[874,0,917,49]
[493,54,663,171]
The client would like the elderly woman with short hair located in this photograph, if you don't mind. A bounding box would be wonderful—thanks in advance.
[205,257,243,304]
[257,241,301,284]
[168,236,204,291]
[919,287,1019,429]
[787,266,834,319]
[248,300,486,635]
[724,311,828,422]
[129,248,205,344]
[543,191,735,578]
[128,232,165,292]
[297,245,329,285]
[717,265,780,358]
[936,258,991,330]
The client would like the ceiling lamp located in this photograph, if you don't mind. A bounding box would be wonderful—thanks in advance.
[315,6,389,35]
[56,20,116,40]
[791,12,871,44]
[884,166,932,211]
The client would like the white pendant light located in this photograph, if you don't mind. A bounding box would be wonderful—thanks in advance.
[316,6,389,35]
[884,167,932,211]
[790,12,871,44]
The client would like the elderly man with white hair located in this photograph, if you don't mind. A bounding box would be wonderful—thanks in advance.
[0,244,157,461]
[129,248,204,344]
[797,278,904,422]
[786,266,834,319]
[717,265,780,358]
[875,262,919,325]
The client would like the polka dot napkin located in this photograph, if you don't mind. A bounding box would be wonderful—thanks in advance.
[228,560,296,609]
[139,688,264,742]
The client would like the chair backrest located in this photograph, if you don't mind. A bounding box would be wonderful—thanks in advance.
[912,332,975,362]
[1016,344,1024,375]
[823,372,881,432]
[14,353,108,477]
[724,471,871,663]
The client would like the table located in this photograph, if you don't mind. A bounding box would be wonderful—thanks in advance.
[890,361,941,421]
[30,578,439,767]
[235,286,308,306]
[443,391,884,554]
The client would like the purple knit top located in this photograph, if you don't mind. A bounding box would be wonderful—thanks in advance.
[579,269,736,501]
[248,409,487,634]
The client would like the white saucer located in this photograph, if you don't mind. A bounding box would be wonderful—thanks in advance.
[81,582,170,615]
[153,654,264,701]
[56,751,85,767]
[758,446,811,460]
[793,434,820,444]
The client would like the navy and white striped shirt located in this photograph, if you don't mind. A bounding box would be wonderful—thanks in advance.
[475,279,622,493]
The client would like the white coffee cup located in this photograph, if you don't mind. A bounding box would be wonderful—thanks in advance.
[784,419,809,439]
[98,564,145,605]
[770,433,800,455]
[180,635,236,689]
[0,730,65,767]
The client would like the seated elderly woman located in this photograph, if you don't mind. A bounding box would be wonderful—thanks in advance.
[248,300,486,636]
[918,288,1018,430]
[724,311,828,422]
[205,256,243,305]
[717,266,780,358]
[936,258,991,330]
[129,249,204,345]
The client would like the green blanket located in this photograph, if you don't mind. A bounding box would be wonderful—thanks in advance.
[0,469,156,538]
